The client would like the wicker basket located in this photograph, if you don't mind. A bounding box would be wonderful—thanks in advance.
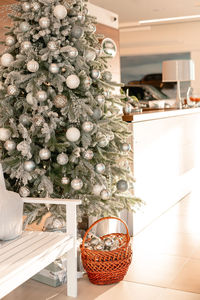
[81,217,132,285]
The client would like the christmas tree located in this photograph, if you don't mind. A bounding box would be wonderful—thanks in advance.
[0,0,140,227]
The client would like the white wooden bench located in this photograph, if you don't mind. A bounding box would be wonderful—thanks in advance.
[0,197,81,299]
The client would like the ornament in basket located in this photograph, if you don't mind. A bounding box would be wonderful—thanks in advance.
[81,217,132,285]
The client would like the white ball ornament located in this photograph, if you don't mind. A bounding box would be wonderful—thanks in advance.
[66,74,80,89]
[32,2,40,11]
[53,5,68,20]
[82,121,93,133]
[54,95,67,108]
[39,17,50,29]
[36,90,47,102]
[96,94,105,105]
[47,41,58,51]
[57,153,68,165]
[5,36,15,46]
[1,53,14,67]
[71,25,84,39]
[61,176,70,185]
[66,127,80,142]
[92,184,104,196]
[0,128,11,141]
[49,63,59,74]
[21,41,32,52]
[68,47,78,58]
[20,22,30,32]
[71,178,83,190]
[22,2,31,12]
[95,163,105,174]
[4,140,16,151]
[24,160,36,172]
[7,85,19,96]
[39,148,51,160]
[19,186,30,197]
[83,150,94,160]
[26,93,35,105]
[27,60,39,73]
[100,189,110,200]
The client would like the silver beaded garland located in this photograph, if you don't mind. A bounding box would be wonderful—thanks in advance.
[49,63,59,74]
[24,160,36,172]
[95,163,105,174]
[68,47,78,58]
[7,85,19,96]
[27,60,39,73]
[5,36,15,46]
[71,25,84,39]
[47,41,57,51]
[96,95,105,105]
[39,17,50,29]
[82,121,93,133]
[100,189,110,200]
[83,150,94,160]
[19,186,30,197]
[71,178,83,190]
[4,140,16,151]
[102,71,112,82]
[54,95,67,108]
[39,148,51,160]
[57,153,68,165]
[0,128,11,141]
[20,22,30,32]
[91,69,100,79]
[21,41,32,52]
[121,143,131,152]
[116,179,128,192]
[22,2,31,12]
[36,90,47,102]
[61,176,70,185]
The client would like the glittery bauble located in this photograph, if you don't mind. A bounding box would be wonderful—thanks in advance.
[92,184,104,196]
[19,114,31,126]
[53,5,67,19]
[19,186,30,197]
[22,2,31,12]
[66,74,80,89]
[47,41,57,51]
[39,17,50,29]
[92,108,102,120]
[100,189,110,200]
[96,94,105,105]
[19,22,30,32]
[83,150,94,160]
[121,143,131,152]
[102,71,112,82]
[24,160,36,172]
[7,85,19,96]
[95,163,105,174]
[66,127,80,142]
[124,103,132,114]
[0,128,11,141]
[26,93,35,105]
[84,48,96,62]
[1,53,14,67]
[82,77,92,90]
[21,41,32,52]
[54,95,67,108]
[71,178,83,190]
[4,140,16,151]
[91,69,100,79]
[68,47,78,58]
[27,60,39,73]
[82,121,93,133]
[49,63,59,74]
[32,2,40,11]
[5,36,15,46]
[98,138,109,148]
[57,153,68,165]
[39,148,51,160]
[116,179,128,192]
[61,176,70,185]
[36,90,47,102]
[71,25,84,39]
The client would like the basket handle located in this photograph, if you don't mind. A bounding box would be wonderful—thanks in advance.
[82,216,130,249]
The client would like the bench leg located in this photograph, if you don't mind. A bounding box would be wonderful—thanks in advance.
[66,204,77,297]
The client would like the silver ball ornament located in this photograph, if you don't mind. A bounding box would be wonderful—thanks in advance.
[121,143,131,152]
[102,71,112,82]
[0,128,11,141]
[77,12,85,23]
[95,163,105,174]
[92,108,102,120]
[68,47,78,58]
[21,41,32,52]
[1,53,14,67]
[98,138,109,148]
[49,63,59,74]
[19,186,30,197]
[84,48,96,62]
[4,140,16,151]
[92,184,104,196]
[26,93,35,105]
[66,127,80,142]
[71,178,83,190]
[39,148,51,160]
[100,189,110,200]
[47,41,57,51]
[19,114,31,126]
[20,22,30,32]
[83,150,94,160]
[7,85,19,96]
[27,60,39,73]
[96,95,105,105]
[22,2,31,12]
[61,176,70,185]
[54,95,67,108]
[5,36,15,46]
[24,160,36,172]
[117,179,128,192]
[91,69,100,79]
[57,153,68,165]
[82,77,92,90]
[32,2,40,11]
[71,25,84,39]
[66,74,80,89]
[39,17,50,29]
[36,90,47,102]
[82,121,93,133]
[53,5,68,20]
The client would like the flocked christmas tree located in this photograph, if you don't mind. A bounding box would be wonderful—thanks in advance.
[0,0,141,228]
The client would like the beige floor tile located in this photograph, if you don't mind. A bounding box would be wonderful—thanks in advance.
[157,288,200,300]
[124,253,188,287]
[170,258,200,293]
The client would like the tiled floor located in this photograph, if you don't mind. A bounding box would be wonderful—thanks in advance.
[3,190,200,299]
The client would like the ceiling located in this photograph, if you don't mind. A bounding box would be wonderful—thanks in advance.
[89,0,200,24]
